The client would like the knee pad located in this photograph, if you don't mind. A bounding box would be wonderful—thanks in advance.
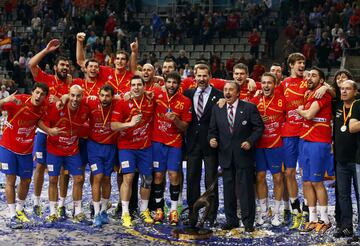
[140,174,153,189]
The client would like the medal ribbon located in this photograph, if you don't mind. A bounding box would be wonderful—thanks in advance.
[342,100,355,127]
[100,103,112,129]
[132,95,144,114]
[67,103,80,135]
[262,95,275,116]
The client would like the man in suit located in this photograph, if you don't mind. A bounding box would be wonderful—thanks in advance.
[208,81,264,232]
[184,64,223,225]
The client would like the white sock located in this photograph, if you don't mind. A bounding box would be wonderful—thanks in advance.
[101,198,109,212]
[319,206,329,224]
[93,201,100,216]
[274,200,281,214]
[283,200,290,210]
[50,201,57,216]
[16,199,25,211]
[140,199,149,212]
[178,191,182,204]
[259,198,268,213]
[309,206,317,222]
[8,203,16,217]
[171,200,178,211]
[121,201,129,215]
[58,196,66,207]
[33,195,41,206]
[304,198,308,206]
[73,200,82,216]
[289,197,297,203]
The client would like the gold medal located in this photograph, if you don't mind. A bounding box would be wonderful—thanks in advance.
[340,125,347,132]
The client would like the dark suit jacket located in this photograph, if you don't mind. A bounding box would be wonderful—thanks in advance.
[184,87,223,156]
[208,100,264,169]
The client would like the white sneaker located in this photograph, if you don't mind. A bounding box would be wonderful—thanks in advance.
[256,212,267,226]
[271,213,282,227]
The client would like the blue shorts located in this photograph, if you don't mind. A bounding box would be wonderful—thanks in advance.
[0,146,33,178]
[152,141,182,172]
[325,152,335,177]
[118,147,152,175]
[282,137,300,169]
[46,152,83,177]
[302,141,331,182]
[79,138,88,166]
[255,147,283,174]
[33,131,47,165]
[87,139,117,177]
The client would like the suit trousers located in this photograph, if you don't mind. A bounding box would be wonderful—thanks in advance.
[223,163,255,228]
[186,142,219,221]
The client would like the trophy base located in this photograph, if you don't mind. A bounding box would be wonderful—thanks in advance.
[171,227,213,240]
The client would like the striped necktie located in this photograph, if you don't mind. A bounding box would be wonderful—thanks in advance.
[196,89,205,120]
[228,104,234,133]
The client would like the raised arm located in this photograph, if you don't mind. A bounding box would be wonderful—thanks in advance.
[28,39,61,78]
[129,38,138,73]
[76,32,86,68]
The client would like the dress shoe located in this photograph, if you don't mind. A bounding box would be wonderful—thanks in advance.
[221,222,239,230]
[245,226,255,232]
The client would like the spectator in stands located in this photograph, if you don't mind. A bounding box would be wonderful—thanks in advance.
[341,3,353,31]
[327,6,341,29]
[293,30,307,52]
[212,62,228,79]
[303,38,316,69]
[309,6,322,28]
[316,31,332,69]
[225,11,240,37]
[225,54,236,78]
[86,31,98,52]
[331,23,344,41]
[347,28,359,48]
[251,59,265,82]
[0,85,9,99]
[176,50,189,70]
[164,50,176,62]
[333,31,349,60]
[282,40,297,65]
[284,20,297,40]
[248,28,261,59]
[189,18,202,45]
[265,21,279,59]
[182,64,192,79]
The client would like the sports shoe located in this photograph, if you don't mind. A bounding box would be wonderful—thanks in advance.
[113,203,122,220]
[16,210,30,223]
[100,210,109,224]
[334,227,353,238]
[283,209,291,225]
[298,213,309,231]
[169,210,179,226]
[89,203,95,219]
[121,212,133,228]
[73,212,91,225]
[154,208,165,225]
[33,205,42,217]
[46,214,59,223]
[140,209,154,224]
[315,220,331,234]
[9,216,23,229]
[289,212,302,230]
[302,221,317,232]
[177,204,183,216]
[256,209,271,226]
[271,213,282,226]
[106,201,112,210]
[57,206,67,220]
[93,213,102,227]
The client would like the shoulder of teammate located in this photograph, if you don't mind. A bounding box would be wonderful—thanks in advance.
[250,95,260,104]
[210,78,226,91]
[33,66,51,83]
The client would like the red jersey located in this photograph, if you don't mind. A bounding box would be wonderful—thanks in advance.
[278,77,308,137]
[251,93,286,148]
[300,91,332,143]
[87,98,118,144]
[0,95,48,154]
[239,81,261,101]
[99,66,133,96]
[33,67,72,97]
[43,102,89,156]
[111,95,154,149]
[152,88,192,147]
[72,78,105,97]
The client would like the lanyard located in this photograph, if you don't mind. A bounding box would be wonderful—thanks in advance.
[262,95,275,115]
[100,103,112,129]
[132,95,144,114]
[67,103,79,135]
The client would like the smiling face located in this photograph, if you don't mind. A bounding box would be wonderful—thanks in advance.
[195,68,210,89]
[307,69,323,90]
[261,75,276,97]
[130,78,145,99]
[31,87,47,106]
[162,61,176,78]
[99,89,113,107]
[223,82,240,105]
[141,64,155,83]
[85,61,99,79]
[54,60,70,80]
[114,53,128,70]
[165,78,180,96]
[69,86,83,110]
[289,59,305,78]
[270,65,282,84]
[233,68,247,85]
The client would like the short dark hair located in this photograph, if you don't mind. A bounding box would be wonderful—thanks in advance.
[32,82,49,96]
[271,63,281,67]
[100,84,114,96]
[311,66,325,81]
[225,81,240,93]
[130,75,145,85]
[334,69,353,82]
[195,64,211,76]
[54,56,69,66]
[261,72,277,83]
[163,59,177,69]
[165,72,182,85]
[85,58,99,68]
[233,63,249,74]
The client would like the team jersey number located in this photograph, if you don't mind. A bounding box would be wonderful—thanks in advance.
[175,101,184,110]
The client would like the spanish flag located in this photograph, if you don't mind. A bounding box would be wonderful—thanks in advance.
[0,37,11,53]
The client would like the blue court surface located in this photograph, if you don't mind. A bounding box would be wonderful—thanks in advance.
[0,167,355,246]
